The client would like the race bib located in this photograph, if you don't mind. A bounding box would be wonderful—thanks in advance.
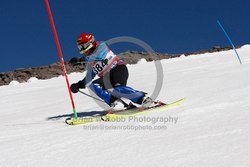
[92,51,118,76]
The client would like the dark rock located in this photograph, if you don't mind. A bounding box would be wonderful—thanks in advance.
[0,45,243,86]
[69,57,85,64]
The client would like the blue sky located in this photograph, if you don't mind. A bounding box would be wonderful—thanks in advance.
[0,0,249,72]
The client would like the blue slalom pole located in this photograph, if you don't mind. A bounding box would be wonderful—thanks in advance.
[217,20,242,64]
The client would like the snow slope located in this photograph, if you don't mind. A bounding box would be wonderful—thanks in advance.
[0,45,250,167]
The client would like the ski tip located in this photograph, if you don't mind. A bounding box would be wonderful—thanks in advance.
[65,117,73,125]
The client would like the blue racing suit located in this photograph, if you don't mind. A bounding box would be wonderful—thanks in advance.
[81,41,145,106]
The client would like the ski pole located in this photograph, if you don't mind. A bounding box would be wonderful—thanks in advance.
[78,90,105,103]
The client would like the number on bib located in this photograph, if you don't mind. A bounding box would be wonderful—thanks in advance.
[93,59,108,75]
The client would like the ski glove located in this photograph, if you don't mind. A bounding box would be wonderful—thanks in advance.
[70,80,86,93]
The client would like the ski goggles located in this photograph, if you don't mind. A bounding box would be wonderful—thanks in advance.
[77,43,90,53]
[77,39,95,53]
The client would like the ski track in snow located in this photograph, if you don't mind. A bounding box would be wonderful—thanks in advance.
[0,45,250,167]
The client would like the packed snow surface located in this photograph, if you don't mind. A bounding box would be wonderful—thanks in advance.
[0,45,250,167]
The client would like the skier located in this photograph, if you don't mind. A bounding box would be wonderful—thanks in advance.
[70,33,152,110]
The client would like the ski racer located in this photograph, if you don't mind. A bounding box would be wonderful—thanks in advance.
[70,33,152,110]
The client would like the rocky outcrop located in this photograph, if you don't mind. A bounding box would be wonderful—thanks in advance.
[118,51,181,64]
[0,58,86,86]
[184,45,240,56]
[0,45,241,86]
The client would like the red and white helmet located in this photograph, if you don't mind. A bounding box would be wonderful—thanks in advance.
[77,33,96,54]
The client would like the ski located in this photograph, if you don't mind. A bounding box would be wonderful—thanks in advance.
[65,98,185,125]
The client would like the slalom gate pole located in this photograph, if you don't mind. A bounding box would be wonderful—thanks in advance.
[217,20,242,64]
[45,0,78,118]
